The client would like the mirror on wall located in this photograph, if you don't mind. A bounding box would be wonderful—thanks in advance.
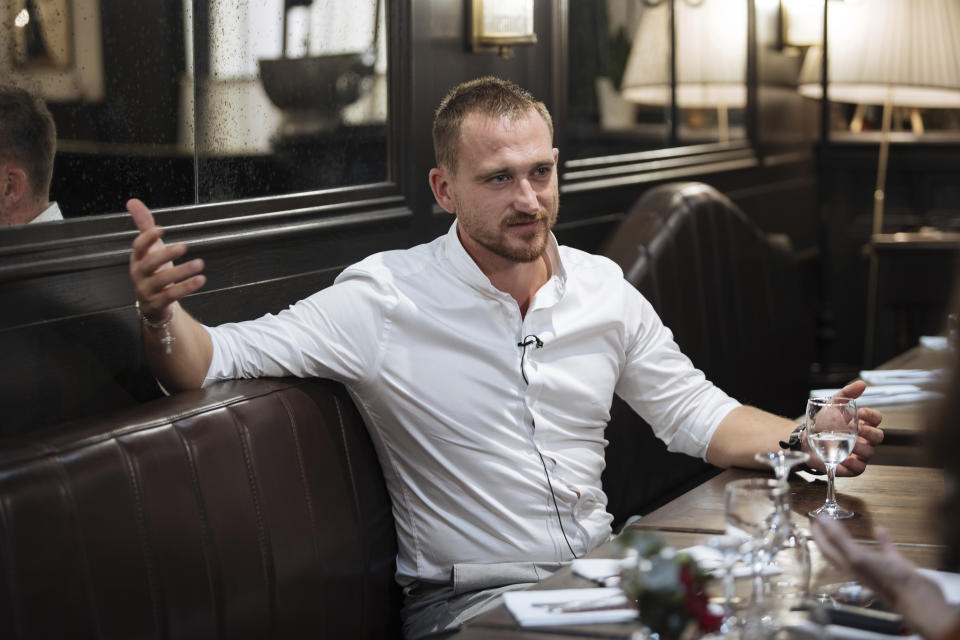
[0,0,388,224]
[566,0,748,161]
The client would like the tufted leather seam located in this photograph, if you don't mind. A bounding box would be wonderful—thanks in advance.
[228,405,277,628]
[52,453,104,638]
[116,437,166,638]
[276,392,322,564]
[171,422,225,639]
[330,393,370,630]
[0,381,305,471]
[0,481,22,638]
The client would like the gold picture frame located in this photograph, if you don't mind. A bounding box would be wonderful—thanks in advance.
[11,0,73,70]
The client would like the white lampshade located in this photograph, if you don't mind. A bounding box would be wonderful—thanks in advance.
[798,0,960,108]
[621,0,747,109]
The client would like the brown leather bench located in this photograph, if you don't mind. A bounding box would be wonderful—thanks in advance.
[0,182,811,636]
[0,378,401,639]
[601,182,813,527]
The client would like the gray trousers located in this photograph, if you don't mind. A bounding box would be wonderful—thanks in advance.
[401,561,570,639]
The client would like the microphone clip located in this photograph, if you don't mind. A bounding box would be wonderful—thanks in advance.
[518,334,543,349]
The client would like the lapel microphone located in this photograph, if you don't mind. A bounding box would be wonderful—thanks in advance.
[517,335,543,384]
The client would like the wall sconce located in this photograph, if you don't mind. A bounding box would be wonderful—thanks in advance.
[470,0,537,60]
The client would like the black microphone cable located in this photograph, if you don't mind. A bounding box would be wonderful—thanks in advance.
[517,334,543,384]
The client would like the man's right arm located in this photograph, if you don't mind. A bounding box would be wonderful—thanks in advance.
[128,198,211,392]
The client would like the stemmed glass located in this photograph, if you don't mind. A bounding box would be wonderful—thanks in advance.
[754,450,810,483]
[724,478,787,637]
[705,533,743,637]
[805,396,859,519]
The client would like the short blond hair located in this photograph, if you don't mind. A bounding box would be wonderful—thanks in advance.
[432,77,553,174]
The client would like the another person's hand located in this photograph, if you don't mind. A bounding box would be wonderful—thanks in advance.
[813,517,957,639]
[128,198,206,322]
[804,380,884,477]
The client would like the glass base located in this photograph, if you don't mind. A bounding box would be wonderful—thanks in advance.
[808,503,855,520]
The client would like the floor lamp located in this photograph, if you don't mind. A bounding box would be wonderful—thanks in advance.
[796,0,960,366]
[619,0,747,143]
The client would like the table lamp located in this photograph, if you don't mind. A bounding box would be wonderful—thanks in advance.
[796,0,960,364]
[620,0,747,143]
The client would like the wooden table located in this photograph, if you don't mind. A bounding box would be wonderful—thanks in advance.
[460,530,945,639]
[456,464,946,638]
[638,465,943,546]
[869,344,952,438]
[858,344,952,465]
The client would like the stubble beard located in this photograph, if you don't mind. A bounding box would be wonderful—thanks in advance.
[457,201,559,264]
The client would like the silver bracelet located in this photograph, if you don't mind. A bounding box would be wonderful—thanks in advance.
[135,300,176,354]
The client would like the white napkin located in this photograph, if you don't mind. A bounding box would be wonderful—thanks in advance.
[571,557,633,586]
[810,383,944,407]
[680,545,783,578]
[919,336,950,351]
[502,587,638,627]
[859,369,948,385]
[918,568,960,604]
[810,384,922,398]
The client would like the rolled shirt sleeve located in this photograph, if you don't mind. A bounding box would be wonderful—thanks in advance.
[614,283,741,459]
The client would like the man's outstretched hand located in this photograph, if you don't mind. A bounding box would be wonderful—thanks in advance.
[128,198,206,322]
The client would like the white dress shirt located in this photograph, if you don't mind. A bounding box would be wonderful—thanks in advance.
[204,221,740,584]
[30,202,63,224]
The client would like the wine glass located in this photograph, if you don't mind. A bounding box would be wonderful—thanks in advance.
[705,534,743,635]
[805,396,859,519]
[754,450,810,484]
[724,478,787,636]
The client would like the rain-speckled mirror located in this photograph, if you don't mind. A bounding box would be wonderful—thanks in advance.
[0,0,388,222]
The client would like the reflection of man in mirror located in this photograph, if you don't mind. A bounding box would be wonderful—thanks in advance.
[0,85,62,225]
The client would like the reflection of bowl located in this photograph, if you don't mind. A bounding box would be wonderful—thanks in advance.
[259,53,373,113]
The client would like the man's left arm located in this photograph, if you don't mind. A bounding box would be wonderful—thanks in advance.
[705,380,884,476]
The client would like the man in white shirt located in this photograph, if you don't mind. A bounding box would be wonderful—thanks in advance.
[128,77,883,639]
[0,85,63,226]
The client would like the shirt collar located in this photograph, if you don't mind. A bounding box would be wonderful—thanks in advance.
[30,202,63,224]
[440,220,568,302]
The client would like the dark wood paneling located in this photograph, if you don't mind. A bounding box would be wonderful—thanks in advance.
[2,0,828,433]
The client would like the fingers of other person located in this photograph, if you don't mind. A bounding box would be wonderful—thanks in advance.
[810,517,853,570]
[813,519,907,599]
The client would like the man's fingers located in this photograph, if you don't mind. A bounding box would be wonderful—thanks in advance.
[150,275,207,308]
[127,198,157,234]
[149,259,205,292]
[859,407,883,429]
[131,226,165,258]
[836,454,867,476]
[859,423,884,446]
[135,242,188,279]
[835,380,867,400]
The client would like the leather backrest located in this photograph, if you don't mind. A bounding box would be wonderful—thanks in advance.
[602,182,813,526]
[0,378,401,639]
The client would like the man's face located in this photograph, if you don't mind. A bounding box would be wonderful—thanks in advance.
[431,109,559,267]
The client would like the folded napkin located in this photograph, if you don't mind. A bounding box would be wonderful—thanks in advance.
[810,384,943,407]
[503,587,638,627]
[680,545,783,578]
[918,568,960,604]
[811,384,922,398]
[859,369,948,385]
[854,391,944,407]
[571,557,633,586]
[920,336,950,351]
